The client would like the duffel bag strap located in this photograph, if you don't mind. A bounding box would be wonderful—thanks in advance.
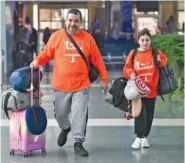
[152,48,165,101]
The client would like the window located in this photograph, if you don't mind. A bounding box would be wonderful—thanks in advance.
[177,1,184,30]
[178,11,184,30]
[51,9,62,29]
[39,9,51,29]
[177,1,184,10]
[40,9,50,21]
[51,9,62,21]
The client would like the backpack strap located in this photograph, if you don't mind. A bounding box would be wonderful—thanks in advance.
[3,92,11,119]
[131,48,138,68]
[2,91,18,119]
[152,48,160,67]
[132,48,138,60]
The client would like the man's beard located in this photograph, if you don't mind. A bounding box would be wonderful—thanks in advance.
[68,25,78,33]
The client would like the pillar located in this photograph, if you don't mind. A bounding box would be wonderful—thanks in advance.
[1,0,7,76]
[104,1,111,35]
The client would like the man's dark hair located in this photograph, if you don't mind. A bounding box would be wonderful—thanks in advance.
[67,9,82,20]
[138,28,152,40]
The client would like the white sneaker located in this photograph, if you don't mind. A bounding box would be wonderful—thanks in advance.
[141,137,150,148]
[132,138,142,149]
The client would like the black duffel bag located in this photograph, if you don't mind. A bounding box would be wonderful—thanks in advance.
[152,49,178,95]
[158,64,178,95]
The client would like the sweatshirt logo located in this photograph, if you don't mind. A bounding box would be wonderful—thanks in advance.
[64,41,82,63]
[65,41,78,50]
[135,62,153,70]
[135,61,154,82]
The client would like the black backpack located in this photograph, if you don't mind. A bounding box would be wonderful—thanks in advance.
[133,48,178,99]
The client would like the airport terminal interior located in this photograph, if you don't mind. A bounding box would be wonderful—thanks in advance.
[1,1,184,163]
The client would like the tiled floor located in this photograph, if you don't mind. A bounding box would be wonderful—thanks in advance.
[1,126,184,163]
[1,71,184,163]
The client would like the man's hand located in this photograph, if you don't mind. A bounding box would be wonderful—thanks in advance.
[30,60,39,69]
[100,81,108,93]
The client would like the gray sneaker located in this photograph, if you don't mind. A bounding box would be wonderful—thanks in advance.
[74,142,88,156]
[57,127,71,147]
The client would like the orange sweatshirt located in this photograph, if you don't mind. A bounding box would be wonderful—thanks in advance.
[123,47,168,98]
[36,29,108,92]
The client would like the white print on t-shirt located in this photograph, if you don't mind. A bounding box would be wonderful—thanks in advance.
[135,61,154,82]
[135,61,153,70]
[64,54,81,63]
[138,73,153,82]
[64,40,83,63]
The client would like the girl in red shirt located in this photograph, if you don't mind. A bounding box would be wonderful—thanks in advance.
[123,28,167,149]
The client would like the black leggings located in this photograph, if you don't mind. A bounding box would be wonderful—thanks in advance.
[134,98,156,138]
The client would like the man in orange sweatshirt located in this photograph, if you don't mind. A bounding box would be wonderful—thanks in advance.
[30,9,108,156]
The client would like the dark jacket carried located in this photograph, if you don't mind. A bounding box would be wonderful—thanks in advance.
[109,77,131,112]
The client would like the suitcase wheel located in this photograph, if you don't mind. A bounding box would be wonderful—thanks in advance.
[10,150,14,155]
[41,149,46,155]
[23,152,29,157]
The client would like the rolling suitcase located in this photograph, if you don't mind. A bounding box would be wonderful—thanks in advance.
[9,110,46,156]
[9,68,46,157]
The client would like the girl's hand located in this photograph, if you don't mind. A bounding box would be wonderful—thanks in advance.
[130,72,136,80]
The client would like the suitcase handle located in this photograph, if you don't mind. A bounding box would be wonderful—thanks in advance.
[30,53,41,107]
[30,53,41,125]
